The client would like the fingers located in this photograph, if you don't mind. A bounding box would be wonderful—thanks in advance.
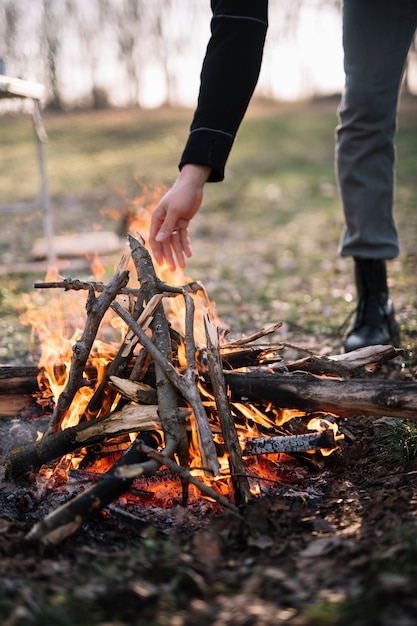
[171,229,192,269]
[149,226,192,271]
[160,229,191,271]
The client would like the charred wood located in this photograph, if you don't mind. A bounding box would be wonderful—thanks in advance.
[243,429,336,456]
[0,365,40,393]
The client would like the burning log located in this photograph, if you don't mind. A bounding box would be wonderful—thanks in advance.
[225,370,417,421]
[243,429,336,456]
[6,403,164,478]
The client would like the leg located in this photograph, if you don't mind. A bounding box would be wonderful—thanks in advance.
[337,0,417,260]
[337,0,417,351]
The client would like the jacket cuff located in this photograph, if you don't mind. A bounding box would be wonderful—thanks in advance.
[179,128,235,182]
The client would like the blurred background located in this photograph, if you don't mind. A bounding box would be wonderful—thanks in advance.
[2,0,416,111]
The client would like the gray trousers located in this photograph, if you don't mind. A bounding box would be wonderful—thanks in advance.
[337,0,417,260]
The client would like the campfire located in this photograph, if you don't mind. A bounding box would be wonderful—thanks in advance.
[2,223,417,547]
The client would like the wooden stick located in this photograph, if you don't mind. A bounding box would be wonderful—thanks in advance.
[220,322,283,348]
[128,234,188,462]
[79,288,147,422]
[204,310,251,505]
[34,277,140,296]
[111,300,220,475]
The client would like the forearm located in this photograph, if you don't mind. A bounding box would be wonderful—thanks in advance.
[179,0,268,182]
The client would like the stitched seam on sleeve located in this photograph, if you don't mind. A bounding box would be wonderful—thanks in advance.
[190,127,234,139]
[213,14,267,26]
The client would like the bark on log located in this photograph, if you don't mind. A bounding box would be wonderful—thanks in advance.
[225,371,417,420]
[0,366,40,393]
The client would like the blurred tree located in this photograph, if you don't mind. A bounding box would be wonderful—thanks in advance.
[64,0,111,109]
[110,0,149,107]
[148,0,203,107]
[0,1,18,69]
[41,0,64,109]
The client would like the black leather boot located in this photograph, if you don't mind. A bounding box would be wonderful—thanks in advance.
[343,258,400,352]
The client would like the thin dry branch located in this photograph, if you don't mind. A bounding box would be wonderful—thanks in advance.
[204,310,251,505]
[43,254,130,437]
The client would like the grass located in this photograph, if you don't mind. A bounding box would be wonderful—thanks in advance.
[0,96,416,364]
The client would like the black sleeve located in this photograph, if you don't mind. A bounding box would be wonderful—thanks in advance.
[179,0,268,182]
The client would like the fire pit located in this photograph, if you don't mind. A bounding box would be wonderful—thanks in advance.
[1,233,416,547]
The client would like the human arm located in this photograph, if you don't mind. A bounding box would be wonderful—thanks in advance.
[149,0,268,269]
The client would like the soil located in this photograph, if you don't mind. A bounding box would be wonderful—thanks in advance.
[1,355,417,626]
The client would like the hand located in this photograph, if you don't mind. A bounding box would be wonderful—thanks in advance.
[149,164,212,270]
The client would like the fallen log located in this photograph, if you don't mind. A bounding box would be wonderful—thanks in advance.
[225,370,417,421]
